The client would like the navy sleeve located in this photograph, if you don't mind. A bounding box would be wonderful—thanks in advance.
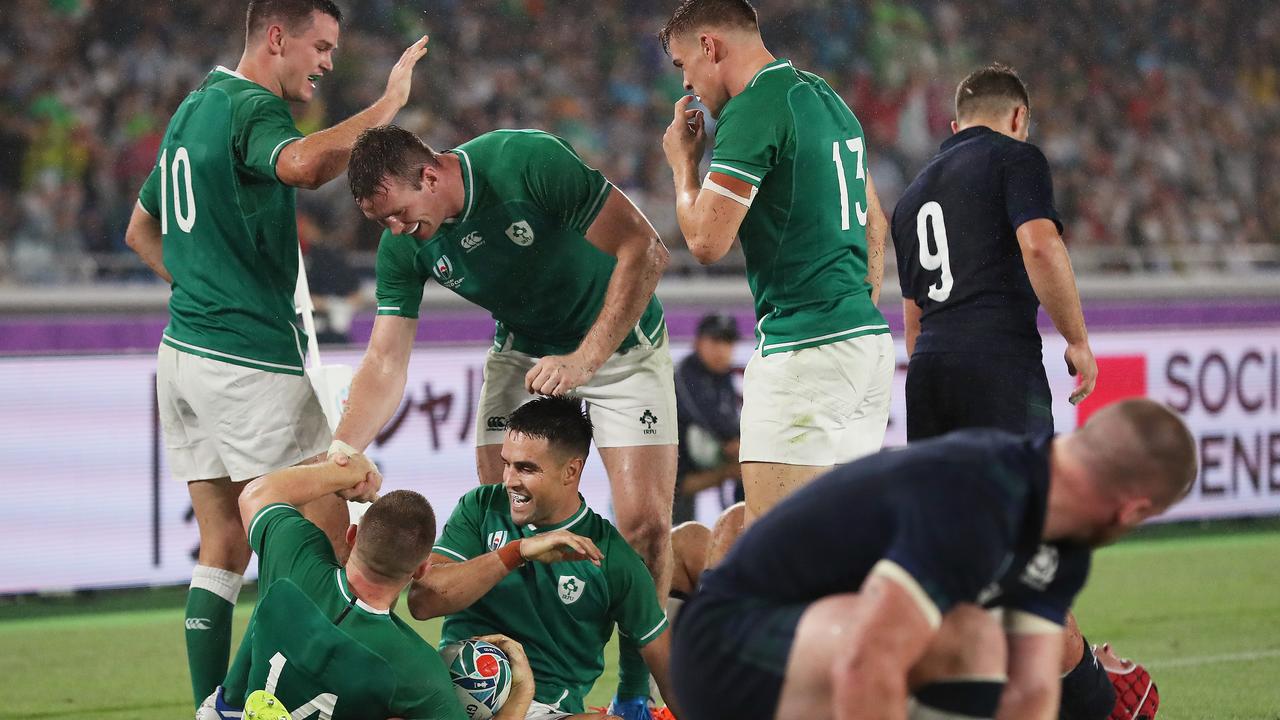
[1003,144,1062,233]
[998,544,1091,630]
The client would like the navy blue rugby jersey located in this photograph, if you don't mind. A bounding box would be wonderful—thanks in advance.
[892,127,1063,357]
[699,429,1089,628]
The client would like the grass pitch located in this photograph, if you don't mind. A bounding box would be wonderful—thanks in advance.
[1,521,1277,720]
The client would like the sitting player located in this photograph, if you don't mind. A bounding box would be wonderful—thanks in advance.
[670,399,1194,720]
[199,454,537,720]
[408,397,683,720]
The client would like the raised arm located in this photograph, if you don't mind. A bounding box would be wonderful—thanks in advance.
[124,201,172,284]
[237,454,379,531]
[331,314,418,455]
[275,36,429,189]
[524,190,670,395]
[1015,218,1096,404]
[663,96,750,265]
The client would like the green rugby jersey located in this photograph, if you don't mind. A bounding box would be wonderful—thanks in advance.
[375,129,666,357]
[139,67,308,375]
[434,485,668,713]
[224,504,466,720]
[710,59,889,356]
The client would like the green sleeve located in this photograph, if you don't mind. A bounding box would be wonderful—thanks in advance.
[431,487,488,562]
[138,164,161,218]
[607,539,670,647]
[234,92,304,182]
[375,230,427,319]
[522,133,613,235]
[709,96,787,188]
[247,503,339,593]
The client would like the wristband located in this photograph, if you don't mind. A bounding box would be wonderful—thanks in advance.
[497,540,525,571]
[328,439,359,458]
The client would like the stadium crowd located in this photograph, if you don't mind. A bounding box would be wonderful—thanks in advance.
[1,0,1277,284]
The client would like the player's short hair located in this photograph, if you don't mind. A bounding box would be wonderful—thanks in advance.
[1074,398,1198,506]
[506,396,593,462]
[354,489,437,581]
[659,0,760,55]
[246,0,343,39]
[955,63,1031,122]
[348,125,442,201]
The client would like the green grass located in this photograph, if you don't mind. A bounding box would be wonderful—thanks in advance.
[1,523,1277,719]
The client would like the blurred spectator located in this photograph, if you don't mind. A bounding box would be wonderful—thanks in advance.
[0,0,1277,286]
[673,313,743,525]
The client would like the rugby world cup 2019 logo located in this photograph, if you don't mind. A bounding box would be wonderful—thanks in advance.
[487,531,508,552]
[431,254,465,289]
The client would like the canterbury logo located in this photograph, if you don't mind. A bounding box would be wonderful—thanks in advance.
[185,618,213,631]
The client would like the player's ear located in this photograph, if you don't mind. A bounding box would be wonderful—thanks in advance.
[563,456,584,486]
[412,558,430,581]
[950,119,961,135]
[1116,496,1154,529]
[265,23,286,55]
[1012,105,1029,137]
[345,523,358,547]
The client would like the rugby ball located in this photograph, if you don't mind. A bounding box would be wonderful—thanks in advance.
[440,639,513,720]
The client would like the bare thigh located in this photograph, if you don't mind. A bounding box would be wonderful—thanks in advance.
[741,462,828,528]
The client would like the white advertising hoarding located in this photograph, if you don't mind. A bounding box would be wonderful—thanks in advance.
[2,327,1277,594]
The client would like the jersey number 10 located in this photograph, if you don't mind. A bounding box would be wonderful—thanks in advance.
[916,201,954,302]
[158,146,197,235]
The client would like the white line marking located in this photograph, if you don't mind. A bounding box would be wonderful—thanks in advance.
[1146,648,1280,669]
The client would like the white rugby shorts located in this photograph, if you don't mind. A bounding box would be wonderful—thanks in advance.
[475,332,678,448]
[739,332,893,466]
[157,343,330,482]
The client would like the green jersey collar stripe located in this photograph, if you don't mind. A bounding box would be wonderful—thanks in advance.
[334,569,390,615]
[432,545,468,562]
[248,503,294,541]
[748,59,793,87]
[214,65,249,81]
[709,162,762,184]
[454,149,475,222]
[760,323,890,352]
[528,500,588,533]
[636,617,668,643]
[163,334,304,372]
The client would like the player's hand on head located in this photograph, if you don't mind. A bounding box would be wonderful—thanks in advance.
[381,35,430,110]
[524,353,595,396]
[519,530,603,566]
[1065,341,1098,405]
[662,95,706,168]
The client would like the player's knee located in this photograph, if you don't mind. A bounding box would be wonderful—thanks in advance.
[617,510,671,561]
[198,528,252,572]
[670,521,712,594]
[913,605,1005,684]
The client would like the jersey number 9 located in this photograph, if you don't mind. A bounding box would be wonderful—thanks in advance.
[158,146,197,235]
[916,201,954,302]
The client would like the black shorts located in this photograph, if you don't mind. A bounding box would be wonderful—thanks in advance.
[671,588,806,720]
[906,352,1053,441]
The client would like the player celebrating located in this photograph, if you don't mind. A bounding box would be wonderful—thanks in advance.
[122,0,429,707]
[671,399,1195,720]
[892,63,1112,719]
[408,397,682,720]
[660,0,894,529]
[337,124,676,714]
[199,454,536,720]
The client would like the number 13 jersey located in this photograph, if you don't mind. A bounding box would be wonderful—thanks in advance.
[139,67,308,375]
[709,59,888,357]
[892,126,1063,358]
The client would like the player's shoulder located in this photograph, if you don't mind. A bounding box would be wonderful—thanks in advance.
[459,128,579,162]
[720,60,804,120]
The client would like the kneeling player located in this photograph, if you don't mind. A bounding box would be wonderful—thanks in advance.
[408,397,683,720]
[671,400,1194,720]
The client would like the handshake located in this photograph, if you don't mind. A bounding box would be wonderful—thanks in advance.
[327,439,382,503]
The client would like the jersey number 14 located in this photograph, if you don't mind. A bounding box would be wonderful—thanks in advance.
[264,651,338,720]
[158,146,197,235]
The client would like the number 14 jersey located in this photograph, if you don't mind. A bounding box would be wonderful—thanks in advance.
[139,67,308,375]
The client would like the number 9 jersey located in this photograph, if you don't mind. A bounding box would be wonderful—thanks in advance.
[891,126,1063,358]
[138,66,308,375]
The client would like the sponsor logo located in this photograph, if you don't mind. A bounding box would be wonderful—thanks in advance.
[461,231,484,252]
[431,254,466,289]
[487,415,508,431]
[639,409,658,435]
[487,530,508,552]
[558,575,585,605]
[185,618,213,631]
[506,220,535,247]
[1020,545,1059,591]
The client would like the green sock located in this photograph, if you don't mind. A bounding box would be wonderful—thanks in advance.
[186,565,243,708]
[616,633,652,700]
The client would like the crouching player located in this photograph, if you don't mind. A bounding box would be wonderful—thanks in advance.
[671,399,1194,720]
[409,397,683,720]
[199,454,537,720]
